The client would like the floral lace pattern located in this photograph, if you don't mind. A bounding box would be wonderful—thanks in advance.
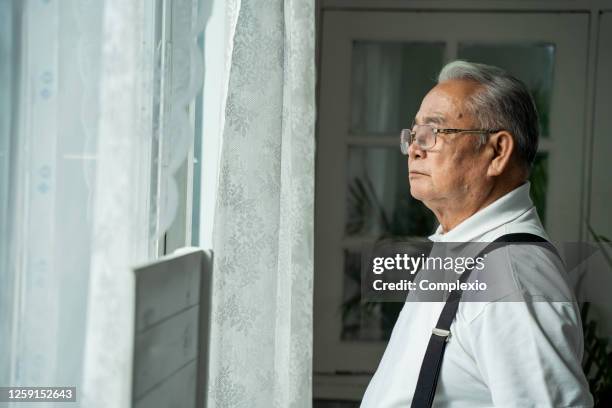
[208,0,315,406]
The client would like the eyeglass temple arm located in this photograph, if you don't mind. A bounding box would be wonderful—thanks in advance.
[436,128,503,134]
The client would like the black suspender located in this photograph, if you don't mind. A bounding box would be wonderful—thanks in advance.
[410,233,561,408]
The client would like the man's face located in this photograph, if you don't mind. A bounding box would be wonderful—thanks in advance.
[408,79,491,209]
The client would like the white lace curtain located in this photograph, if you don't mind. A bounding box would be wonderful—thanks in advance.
[207,0,316,406]
[0,0,204,406]
[0,0,314,405]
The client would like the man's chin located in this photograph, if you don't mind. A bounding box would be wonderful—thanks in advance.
[408,183,427,201]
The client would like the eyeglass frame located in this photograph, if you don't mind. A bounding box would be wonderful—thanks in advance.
[400,124,504,154]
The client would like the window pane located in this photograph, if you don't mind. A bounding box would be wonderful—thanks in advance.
[350,41,445,135]
[341,249,378,341]
[341,249,402,341]
[457,43,555,137]
[346,147,435,238]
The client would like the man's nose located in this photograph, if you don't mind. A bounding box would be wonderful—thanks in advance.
[408,140,425,161]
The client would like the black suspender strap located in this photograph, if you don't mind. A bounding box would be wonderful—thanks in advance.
[410,233,560,408]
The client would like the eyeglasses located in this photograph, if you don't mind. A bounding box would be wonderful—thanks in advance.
[400,124,502,154]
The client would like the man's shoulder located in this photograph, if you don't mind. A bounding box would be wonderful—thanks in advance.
[480,211,571,297]
[471,237,571,296]
[457,228,574,322]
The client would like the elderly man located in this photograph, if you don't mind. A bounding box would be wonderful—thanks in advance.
[360,61,593,407]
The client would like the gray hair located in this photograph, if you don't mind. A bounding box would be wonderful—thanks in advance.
[438,60,539,169]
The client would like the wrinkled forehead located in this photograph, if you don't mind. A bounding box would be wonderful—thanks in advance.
[414,79,481,126]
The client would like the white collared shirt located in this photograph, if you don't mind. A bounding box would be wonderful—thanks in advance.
[360,182,594,407]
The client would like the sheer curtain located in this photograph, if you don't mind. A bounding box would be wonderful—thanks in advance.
[83,0,206,404]
[207,0,316,406]
[80,0,157,406]
[0,0,200,406]
[0,0,111,395]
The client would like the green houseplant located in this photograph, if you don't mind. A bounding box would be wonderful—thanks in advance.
[582,226,612,407]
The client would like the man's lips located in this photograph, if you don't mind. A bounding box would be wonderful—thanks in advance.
[409,170,429,176]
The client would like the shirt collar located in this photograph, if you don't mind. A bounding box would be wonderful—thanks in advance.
[428,182,534,243]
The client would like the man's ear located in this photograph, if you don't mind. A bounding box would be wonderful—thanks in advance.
[486,131,515,177]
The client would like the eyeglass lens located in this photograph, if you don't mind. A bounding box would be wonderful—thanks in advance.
[413,125,434,148]
[400,126,435,154]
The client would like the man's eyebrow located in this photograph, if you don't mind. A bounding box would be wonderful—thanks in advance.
[413,115,446,126]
